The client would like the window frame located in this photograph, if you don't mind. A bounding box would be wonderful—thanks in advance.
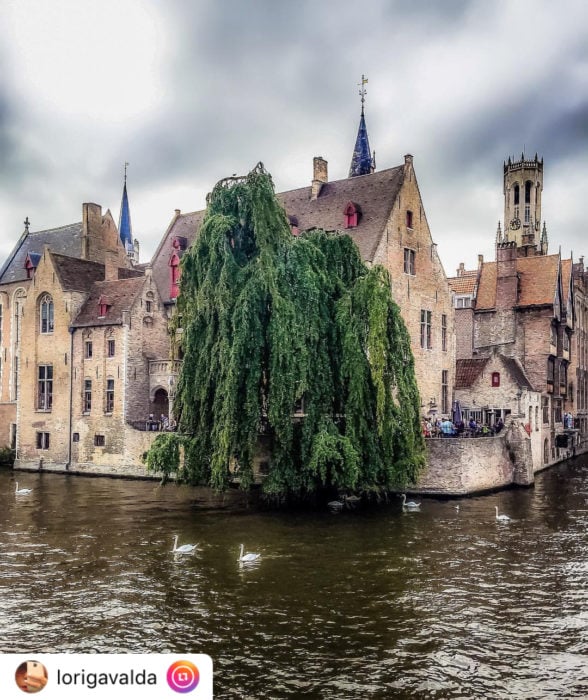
[40,294,54,334]
[37,364,53,411]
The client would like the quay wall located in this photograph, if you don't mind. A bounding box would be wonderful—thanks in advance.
[414,434,517,495]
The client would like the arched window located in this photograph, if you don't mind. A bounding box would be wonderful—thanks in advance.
[40,294,54,334]
[525,181,532,204]
[513,183,520,206]
[491,371,500,387]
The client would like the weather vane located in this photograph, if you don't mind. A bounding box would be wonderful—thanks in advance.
[124,161,129,184]
[358,74,368,112]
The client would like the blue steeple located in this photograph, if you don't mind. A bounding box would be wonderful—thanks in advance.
[349,75,375,178]
[119,162,133,251]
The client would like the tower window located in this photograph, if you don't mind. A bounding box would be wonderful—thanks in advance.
[525,180,532,204]
[513,183,520,206]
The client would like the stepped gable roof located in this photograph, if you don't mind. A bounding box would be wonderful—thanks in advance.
[73,276,146,327]
[277,165,404,263]
[0,222,83,285]
[150,210,205,304]
[475,254,561,310]
[455,358,489,388]
[447,269,478,296]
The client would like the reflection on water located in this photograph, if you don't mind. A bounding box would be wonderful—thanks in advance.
[1,459,588,698]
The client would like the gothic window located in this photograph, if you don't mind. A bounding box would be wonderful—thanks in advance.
[105,378,114,413]
[420,310,432,349]
[83,379,92,413]
[513,183,520,206]
[40,294,54,334]
[525,180,532,204]
[403,248,416,275]
[38,364,53,410]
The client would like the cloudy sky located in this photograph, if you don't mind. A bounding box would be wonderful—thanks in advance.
[1,0,588,277]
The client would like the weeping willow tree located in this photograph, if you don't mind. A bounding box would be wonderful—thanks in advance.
[146,163,425,498]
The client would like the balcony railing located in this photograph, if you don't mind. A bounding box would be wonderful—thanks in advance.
[149,360,183,376]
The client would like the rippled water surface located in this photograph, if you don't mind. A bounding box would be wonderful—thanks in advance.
[1,460,588,698]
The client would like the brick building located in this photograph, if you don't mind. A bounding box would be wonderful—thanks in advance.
[448,154,585,467]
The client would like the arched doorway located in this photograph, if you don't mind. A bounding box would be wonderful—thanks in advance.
[151,387,169,420]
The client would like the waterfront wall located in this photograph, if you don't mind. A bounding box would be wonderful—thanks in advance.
[415,433,518,495]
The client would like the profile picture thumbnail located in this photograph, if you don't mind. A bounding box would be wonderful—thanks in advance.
[15,660,48,693]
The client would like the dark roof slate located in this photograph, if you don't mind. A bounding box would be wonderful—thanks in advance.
[50,253,105,292]
[0,223,83,284]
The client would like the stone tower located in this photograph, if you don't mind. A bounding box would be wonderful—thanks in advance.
[502,153,547,255]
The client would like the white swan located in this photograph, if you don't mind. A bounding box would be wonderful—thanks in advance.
[172,535,197,554]
[401,493,421,510]
[238,544,261,563]
[495,506,511,522]
[15,482,32,495]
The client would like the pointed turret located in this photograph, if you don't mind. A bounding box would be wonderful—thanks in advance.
[541,221,548,255]
[349,75,375,178]
[496,221,502,244]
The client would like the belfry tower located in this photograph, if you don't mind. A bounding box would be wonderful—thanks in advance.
[501,153,548,256]
[349,75,375,178]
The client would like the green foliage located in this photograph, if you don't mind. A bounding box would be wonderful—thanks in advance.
[0,446,15,466]
[148,163,425,497]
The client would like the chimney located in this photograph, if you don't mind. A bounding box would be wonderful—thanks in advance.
[104,250,119,282]
[311,157,328,200]
[457,262,465,277]
[81,203,103,261]
[478,254,484,269]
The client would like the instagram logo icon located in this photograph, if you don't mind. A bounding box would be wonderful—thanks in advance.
[167,660,200,693]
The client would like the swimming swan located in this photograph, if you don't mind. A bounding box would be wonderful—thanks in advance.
[238,544,261,563]
[15,482,32,495]
[172,535,198,554]
[401,493,421,510]
[495,506,511,522]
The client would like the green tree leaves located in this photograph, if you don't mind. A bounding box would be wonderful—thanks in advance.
[145,164,425,498]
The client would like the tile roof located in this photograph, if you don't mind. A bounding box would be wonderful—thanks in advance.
[455,358,489,388]
[73,276,146,327]
[455,354,534,390]
[447,269,478,296]
[150,166,405,304]
[475,254,561,310]
[0,223,83,285]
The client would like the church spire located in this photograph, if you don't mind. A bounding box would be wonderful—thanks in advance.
[118,162,135,258]
[349,75,375,178]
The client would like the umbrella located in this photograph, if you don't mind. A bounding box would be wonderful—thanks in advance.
[452,400,462,425]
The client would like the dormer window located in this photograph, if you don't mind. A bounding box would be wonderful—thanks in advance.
[344,202,360,229]
[172,236,187,251]
[288,214,300,236]
[98,294,109,318]
[170,253,181,299]
[25,253,41,279]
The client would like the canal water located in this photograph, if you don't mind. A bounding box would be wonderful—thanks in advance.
[1,459,587,699]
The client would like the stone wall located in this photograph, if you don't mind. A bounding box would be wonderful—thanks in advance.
[414,435,518,495]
